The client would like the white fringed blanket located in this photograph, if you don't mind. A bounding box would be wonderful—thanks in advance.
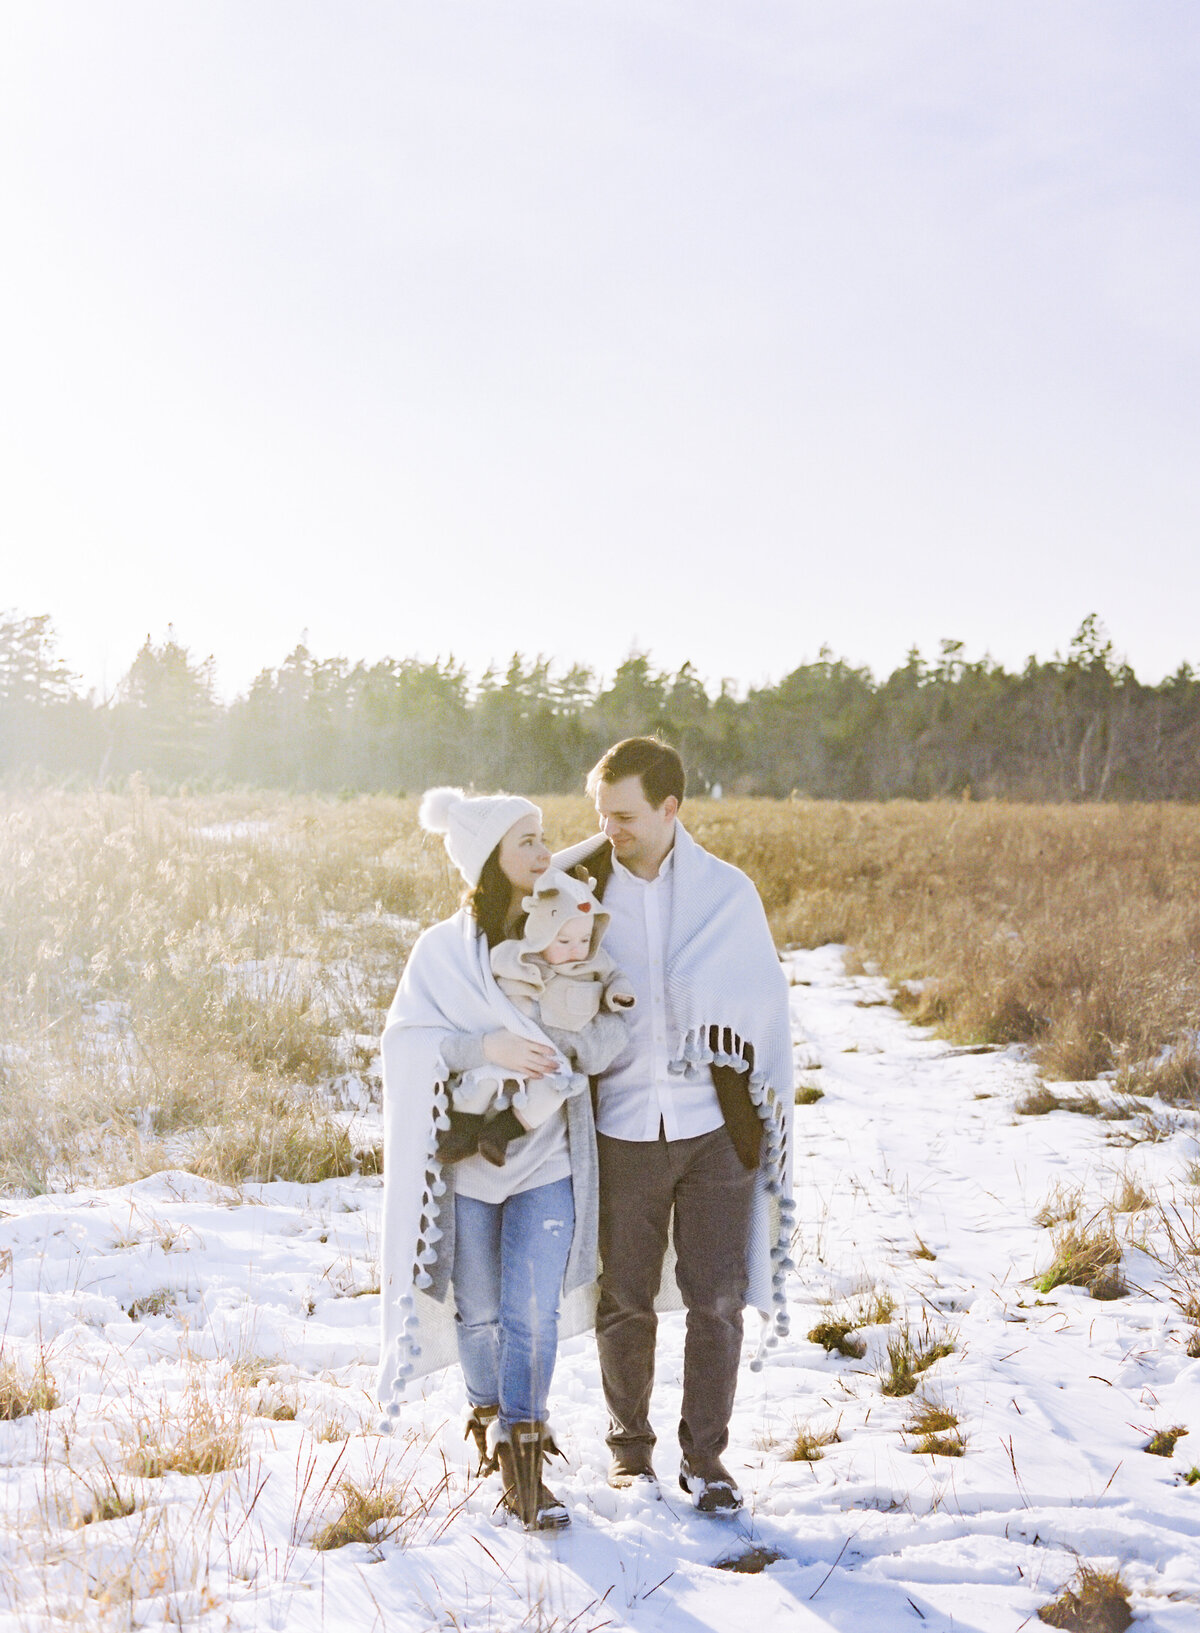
[376,911,598,1427]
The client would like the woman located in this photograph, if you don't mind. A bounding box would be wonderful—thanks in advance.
[378,788,599,1531]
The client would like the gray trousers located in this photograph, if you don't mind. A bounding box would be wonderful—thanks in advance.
[596,1125,755,1468]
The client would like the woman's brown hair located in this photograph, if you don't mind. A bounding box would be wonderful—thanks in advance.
[466,845,522,949]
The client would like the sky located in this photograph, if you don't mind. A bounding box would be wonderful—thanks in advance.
[2,1,1198,701]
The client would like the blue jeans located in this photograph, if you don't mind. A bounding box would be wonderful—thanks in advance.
[451,1177,575,1430]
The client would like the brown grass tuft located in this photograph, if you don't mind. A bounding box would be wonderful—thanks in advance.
[0,1355,60,1419]
[1037,1223,1125,1299]
[125,1379,246,1477]
[1034,1183,1083,1229]
[1037,1563,1133,1631]
[904,1397,966,1457]
[784,1422,841,1462]
[807,1320,866,1360]
[1119,1045,1200,1107]
[311,1475,416,1551]
[1144,1425,1186,1457]
[189,1104,359,1186]
[71,1467,138,1527]
[1016,1085,1113,1119]
[880,1325,955,1398]
[1110,1175,1152,1214]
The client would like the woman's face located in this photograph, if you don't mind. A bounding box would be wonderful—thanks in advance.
[496,814,551,894]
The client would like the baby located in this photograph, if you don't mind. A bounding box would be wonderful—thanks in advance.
[447,868,634,1165]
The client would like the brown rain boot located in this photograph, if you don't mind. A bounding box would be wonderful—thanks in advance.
[494,1421,570,1531]
[464,1402,500,1475]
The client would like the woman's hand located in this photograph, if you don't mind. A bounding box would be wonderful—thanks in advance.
[482,1031,559,1079]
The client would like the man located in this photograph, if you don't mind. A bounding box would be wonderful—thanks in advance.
[556,737,794,1514]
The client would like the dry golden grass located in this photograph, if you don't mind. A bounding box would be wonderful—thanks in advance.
[1143,1425,1186,1457]
[783,1422,841,1462]
[311,1476,412,1550]
[6,790,1200,1193]
[880,1325,955,1398]
[124,1377,247,1478]
[1038,1563,1133,1631]
[807,1320,866,1359]
[679,798,1200,1089]
[904,1398,965,1457]
[70,1468,138,1528]
[0,1355,60,1418]
[1035,1183,1083,1229]
[309,1454,452,1552]
[1037,1223,1125,1300]
[1110,1174,1152,1214]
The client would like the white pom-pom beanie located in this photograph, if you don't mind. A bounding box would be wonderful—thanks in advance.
[418,786,542,887]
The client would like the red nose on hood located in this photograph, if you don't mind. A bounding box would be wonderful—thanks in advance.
[578,902,591,912]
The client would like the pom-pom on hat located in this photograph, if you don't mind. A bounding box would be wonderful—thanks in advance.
[418,787,542,887]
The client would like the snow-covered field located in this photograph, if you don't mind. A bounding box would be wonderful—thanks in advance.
[3,947,1200,1631]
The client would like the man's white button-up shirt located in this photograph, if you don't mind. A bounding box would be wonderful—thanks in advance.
[595,836,725,1143]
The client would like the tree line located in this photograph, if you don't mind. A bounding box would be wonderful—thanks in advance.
[2,610,1197,800]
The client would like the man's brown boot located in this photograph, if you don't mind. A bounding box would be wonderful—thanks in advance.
[607,1446,659,1492]
[494,1421,570,1531]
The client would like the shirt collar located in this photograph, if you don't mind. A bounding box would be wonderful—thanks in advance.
[610,827,676,885]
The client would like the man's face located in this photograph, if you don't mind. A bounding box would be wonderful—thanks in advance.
[594,775,678,874]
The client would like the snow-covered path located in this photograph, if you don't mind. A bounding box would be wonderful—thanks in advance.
[3,947,1200,1630]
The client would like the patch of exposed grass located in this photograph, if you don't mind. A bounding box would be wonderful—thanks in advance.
[904,1399,959,1436]
[1037,1563,1133,1631]
[911,1236,937,1261]
[313,1412,351,1443]
[1037,1223,1126,1299]
[912,1431,965,1457]
[807,1320,866,1360]
[880,1325,955,1398]
[1182,1466,1200,1486]
[125,1380,246,1478]
[189,1104,358,1186]
[714,1545,786,1573]
[1017,1085,1113,1119]
[1119,1046,1200,1107]
[311,1476,414,1551]
[1144,1425,1186,1457]
[0,1356,60,1419]
[1188,1332,1200,1360]
[904,1396,966,1456]
[71,1469,138,1527]
[1110,1174,1152,1214]
[1034,1183,1083,1229]
[784,1422,841,1463]
[127,1289,177,1321]
[850,1286,896,1327]
[795,1081,825,1105]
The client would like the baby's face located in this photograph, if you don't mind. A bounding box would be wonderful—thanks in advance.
[541,916,592,966]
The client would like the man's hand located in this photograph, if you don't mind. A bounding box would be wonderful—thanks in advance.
[482,1031,559,1078]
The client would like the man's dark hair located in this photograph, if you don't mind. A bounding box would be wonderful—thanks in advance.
[586,737,685,808]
